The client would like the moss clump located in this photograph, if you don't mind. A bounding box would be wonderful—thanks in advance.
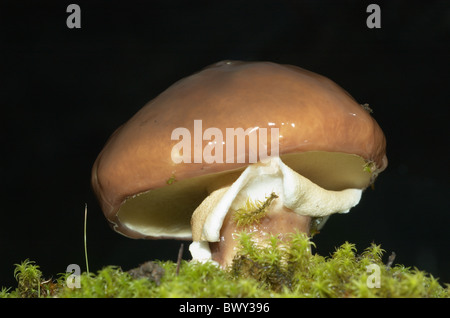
[233,192,278,227]
[0,259,60,298]
[2,235,449,298]
[230,232,313,292]
[232,232,449,297]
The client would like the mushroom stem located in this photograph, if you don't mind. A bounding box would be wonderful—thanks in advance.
[209,198,312,267]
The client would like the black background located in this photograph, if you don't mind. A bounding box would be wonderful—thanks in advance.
[1,0,449,290]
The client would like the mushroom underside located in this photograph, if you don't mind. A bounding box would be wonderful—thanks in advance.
[114,151,374,240]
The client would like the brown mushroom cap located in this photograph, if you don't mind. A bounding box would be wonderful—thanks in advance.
[91,60,387,240]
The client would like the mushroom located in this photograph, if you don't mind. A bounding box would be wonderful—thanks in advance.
[91,60,387,268]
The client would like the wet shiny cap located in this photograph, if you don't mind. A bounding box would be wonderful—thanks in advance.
[91,60,387,240]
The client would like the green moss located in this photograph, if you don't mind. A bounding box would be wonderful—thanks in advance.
[363,160,377,174]
[11,259,45,298]
[166,173,177,185]
[233,192,278,228]
[2,236,449,298]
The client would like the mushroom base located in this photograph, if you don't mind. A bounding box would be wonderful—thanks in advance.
[209,200,312,268]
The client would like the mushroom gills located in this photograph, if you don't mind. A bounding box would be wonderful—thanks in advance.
[189,157,362,266]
